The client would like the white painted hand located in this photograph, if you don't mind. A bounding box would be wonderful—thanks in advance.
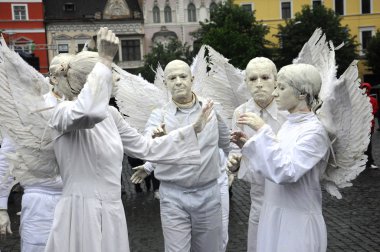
[97,27,119,68]
[0,210,12,237]
[152,123,166,139]
[227,154,242,173]
[230,131,248,149]
[193,99,214,133]
[237,112,265,131]
[130,165,149,184]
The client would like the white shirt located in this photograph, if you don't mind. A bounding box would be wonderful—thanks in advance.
[144,97,231,188]
[231,98,288,183]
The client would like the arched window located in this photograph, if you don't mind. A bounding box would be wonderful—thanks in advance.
[153,6,160,23]
[164,6,172,23]
[210,2,217,19]
[188,3,196,22]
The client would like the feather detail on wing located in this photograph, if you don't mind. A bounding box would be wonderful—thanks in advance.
[293,29,372,198]
[112,64,168,132]
[191,45,248,128]
[0,36,59,184]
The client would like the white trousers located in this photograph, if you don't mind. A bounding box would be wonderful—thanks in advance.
[159,180,222,252]
[20,189,61,252]
[247,182,264,252]
[217,172,230,252]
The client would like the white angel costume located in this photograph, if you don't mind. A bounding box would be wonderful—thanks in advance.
[142,95,230,252]
[231,98,287,252]
[113,45,242,252]
[45,62,201,252]
[242,113,330,252]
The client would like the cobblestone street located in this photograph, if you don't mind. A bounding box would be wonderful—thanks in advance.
[1,130,380,252]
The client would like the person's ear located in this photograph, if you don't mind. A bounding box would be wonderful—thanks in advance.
[298,94,306,100]
[50,76,58,85]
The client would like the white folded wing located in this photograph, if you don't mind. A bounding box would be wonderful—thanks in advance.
[0,36,59,184]
[293,28,372,199]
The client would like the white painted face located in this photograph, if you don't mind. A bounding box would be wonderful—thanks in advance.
[272,75,301,113]
[164,60,194,103]
[245,63,275,106]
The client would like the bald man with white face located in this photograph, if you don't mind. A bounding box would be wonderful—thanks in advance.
[228,57,288,252]
[142,60,231,252]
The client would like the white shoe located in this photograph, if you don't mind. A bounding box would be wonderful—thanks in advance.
[154,191,160,200]
[370,164,378,169]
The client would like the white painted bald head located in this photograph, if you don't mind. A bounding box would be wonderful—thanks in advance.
[164,60,194,104]
[245,57,277,108]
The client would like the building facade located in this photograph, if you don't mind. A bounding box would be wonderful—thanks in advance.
[142,0,224,53]
[0,0,49,73]
[44,0,144,70]
[234,0,380,78]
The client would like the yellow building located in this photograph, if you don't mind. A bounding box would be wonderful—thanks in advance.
[234,0,380,78]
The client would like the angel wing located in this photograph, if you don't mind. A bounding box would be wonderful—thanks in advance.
[112,64,168,133]
[0,36,59,184]
[293,28,372,199]
[191,45,249,128]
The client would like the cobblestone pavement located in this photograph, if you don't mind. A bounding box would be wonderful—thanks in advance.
[1,131,380,252]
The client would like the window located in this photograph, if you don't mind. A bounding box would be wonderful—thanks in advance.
[64,3,75,12]
[12,4,28,20]
[77,43,85,52]
[360,28,374,54]
[164,6,172,23]
[312,0,322,8]
[335,0,344,15]
[121,40,141,61]
[153,6,160,23]
[188,3,196,22]
[241,4,253,14]
[281,2,291,19]
[58,44,69,53]
[361,0,371,14]
[210,2,218,19]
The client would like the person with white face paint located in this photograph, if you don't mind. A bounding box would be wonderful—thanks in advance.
[0,53,73,252]
[45,29,213,252]
[231,64,330,252]
[133,59,230,252]
[227,57,287,252]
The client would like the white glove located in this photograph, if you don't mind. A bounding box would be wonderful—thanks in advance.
[193,99,214,133]
[130,165,149,184]
[227,154,242,173]
[96,27,120,68]
[0,210,12,236]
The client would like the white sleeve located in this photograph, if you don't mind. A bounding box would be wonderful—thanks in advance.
[109,107,201,165]
[242,125,329,184]
[50,62,113,133]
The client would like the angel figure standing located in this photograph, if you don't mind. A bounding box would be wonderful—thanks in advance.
[231,63,330,252]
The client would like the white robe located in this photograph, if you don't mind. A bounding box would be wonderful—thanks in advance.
[242,112,330,252]
[45,63,201,252]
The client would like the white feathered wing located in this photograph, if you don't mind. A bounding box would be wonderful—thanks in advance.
[293,28,372,199]
[112,64,168,133]
[0,36,59,184]
[191,45,248,128]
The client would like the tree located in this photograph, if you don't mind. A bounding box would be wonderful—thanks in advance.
[366,30,380,76]
[276,5,359,75]
[191,0,271,69]
[138,39,193,83]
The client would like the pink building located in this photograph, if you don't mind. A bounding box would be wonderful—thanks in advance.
[142,0,224,53]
